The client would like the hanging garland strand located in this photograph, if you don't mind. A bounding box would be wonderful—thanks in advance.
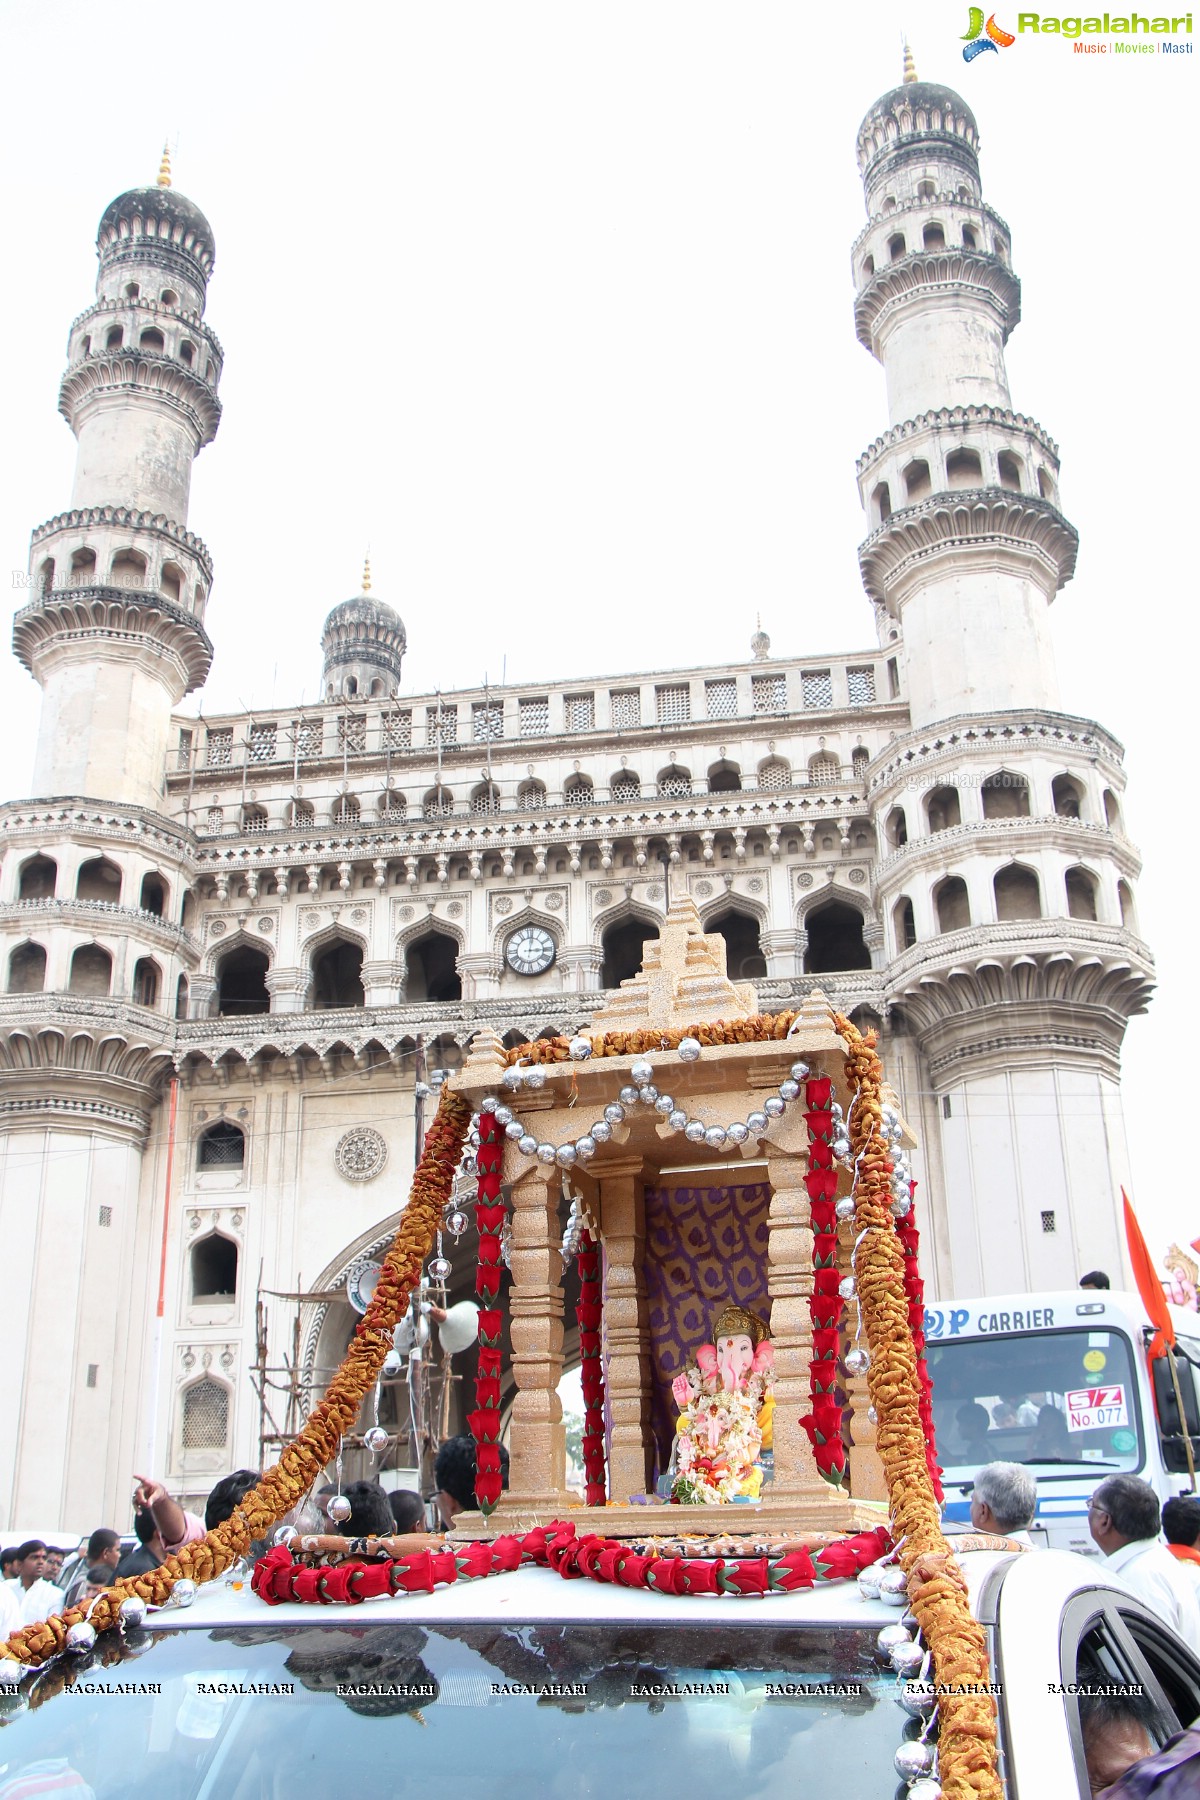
[832,1011,999,1800]
[0,1088,471,1671]
[576,1230,607,1505]
[501,1015,804,1065]
[800,1074,847,1487]
[470,1109,507,1516]
[898,1180,943,1503]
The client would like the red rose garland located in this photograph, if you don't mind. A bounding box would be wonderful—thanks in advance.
[251,1519,893,1606]
[800,1074,847,1487]
[576,1229,607,1506]
[470,1110,507,1515]
[895,1181,943,1502]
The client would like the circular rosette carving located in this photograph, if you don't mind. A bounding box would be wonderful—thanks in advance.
[334,1125,388,1183]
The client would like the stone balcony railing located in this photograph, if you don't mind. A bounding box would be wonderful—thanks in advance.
[886,916,1154,988]
[871,814,1140,886]
[0,897,202,957]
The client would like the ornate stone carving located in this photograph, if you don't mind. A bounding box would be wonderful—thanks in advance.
[334,1125,388,1183]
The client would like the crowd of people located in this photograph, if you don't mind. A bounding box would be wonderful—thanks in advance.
[1,1433,510,1640]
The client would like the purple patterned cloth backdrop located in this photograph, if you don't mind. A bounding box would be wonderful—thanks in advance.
[642,1182,772,1483]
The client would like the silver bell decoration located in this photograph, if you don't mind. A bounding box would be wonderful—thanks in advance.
[119,1594,148,1627]
[569,1036,592,1061]
[668,1109,688,1131]
[835,1195,857,1222]
[327,1495,352,1524]
[890,1639,926,1677]
[0,1660,24,1688]
[446,1210,469,1238]
[838,1276,856,1301]
[727,1121,749,1144]
[894,1740,936,1781]
[428,1254,452,1279]
[170,1580,197,1609]
[65,1621,96,1654]
[524,1064,547,1089]
[844,1345,871,1376]
[619,1085,640,1106]
[907,1781,944,1800]
[604,1102,626,1125]
[555,1143,578,1168]
[746,1110,768,1134]
[878,1565,909,1605]
[763,1096,785,1118]
[592,1119,613,1143]
[898,1678,938,1717]
[677,1037,702,1062]
[684,1119,706,1143]
[856,1564,883,1600]
[502,1065,524,1089]
[365,1425,390,1454]
[790,1060,810,1081]
[877,1623,912,1657]
[630,1059,654,1086]
[536,1142,557,1164]
[575,1135,597,1160]
[518,1134,538,1156]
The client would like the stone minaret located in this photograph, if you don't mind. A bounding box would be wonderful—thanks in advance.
[14,147,221,811]
[856,61,1154,1294]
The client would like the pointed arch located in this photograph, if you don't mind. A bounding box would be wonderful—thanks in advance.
[596,901,662,989]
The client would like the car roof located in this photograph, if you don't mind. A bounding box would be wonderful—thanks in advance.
[151,1547,1026,1632]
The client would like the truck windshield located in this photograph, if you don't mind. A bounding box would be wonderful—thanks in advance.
[926,1327,1143,1479]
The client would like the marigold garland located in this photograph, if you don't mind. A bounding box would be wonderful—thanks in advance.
[0,1088,471,1671]
[832,1011,1000,1800]
[503,1014,804,1066]
[899,1181,943,1502]
[799,1074,848,1487]
[471,1108,507,1516]
[576,1230,607,1505]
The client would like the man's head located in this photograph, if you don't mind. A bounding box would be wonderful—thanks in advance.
[11,1541,47,1587]
[1078,1678,1156,1795]
[434,1433,510,1528]
[0,1547,19,1579]
[388,1489,428,1534]
[956,1402,991,1442]
[1162,1495,1200,1549]
[131,1506,163,1554]
[86,1528,121,1569]
[205,1469,260,1533]
[1079,1271,1111,1291]
[43,1548,65,1580]
[969,1462,1037,1536]
[339,1481,394,1538]
[83,1564,116,1604]
[1089,1475,1161,1556]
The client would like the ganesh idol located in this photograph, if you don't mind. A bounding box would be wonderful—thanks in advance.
[668,1303,775,1503]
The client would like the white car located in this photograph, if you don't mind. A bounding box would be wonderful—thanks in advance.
[0,1545,1197,1797]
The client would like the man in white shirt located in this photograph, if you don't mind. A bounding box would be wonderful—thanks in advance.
[1089,1475,1200,1655]
[969,1461,1038,1545]
[0,1572,21,1639]
[3,1540,63,1628]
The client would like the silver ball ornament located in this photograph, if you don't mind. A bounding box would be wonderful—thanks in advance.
[493,1104,513,1127]
[480,1096,499,1114]
[591,1119,612,1143]
[891,1640,927,1678]
[271,1526,295,1549]
[856,1564,883,1599]
[119,1594,148,1627]
[834,1136,851,1159]
[763,1095,785,1118]
[838,1276,856,1300]
[428,1255,452,1279]
[746,1111,768,1134]
[327,1496,352,1524]
[502,1065,524,1090]
[790,1060,810,1081]
[364,1425,390,1454]
[604,1102,626,1125]
[569,1036,593,1061]
[575,1135,597,1160]
[638,1085,659,1105]
[677,1037,702,1062]
[170,1580,197,1609]
[907,1781,944,1800]
[504,1120,524,1141]
[0,1661,24,1688]
[704,1125,728,1149]
[446,1210,469,1238]
[668,1109,688,1132]
[517,1134,538,1157]
[898,1678,938,1717]
[630,1059,654,1086]
[835,1195,857,1222]
[555,1143,578,1167]
[726,1121,749,1144]
[684,1119,707,1143]
[536,1142,558,1164]
[619,1085,640,1106]
[876,1623,912,1657]
[894,1740,935,1781]
[844,1345,871,1376]
[524,1064,547,1089]
[778,1079,800,1102]
[654,1092,675,1113]
[890,1198,913,1219]
[878,1565,909,1605]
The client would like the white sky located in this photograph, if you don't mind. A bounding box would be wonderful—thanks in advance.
[0,3,1193,1265]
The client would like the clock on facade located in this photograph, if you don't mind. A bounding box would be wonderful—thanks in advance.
[505,925,556,975]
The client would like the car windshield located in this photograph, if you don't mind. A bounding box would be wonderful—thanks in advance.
[0,1619,907,1798]
[927,1327,1143,1479]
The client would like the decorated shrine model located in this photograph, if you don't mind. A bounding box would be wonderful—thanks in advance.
[452,892,909,1537]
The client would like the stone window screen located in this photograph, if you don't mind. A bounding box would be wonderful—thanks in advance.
[472,701,504,742]
[206,728,233,768]
[758,759,789,791]
[610,690,641,730]
[470,785,501,816]
[296,718,323,760]
[705,679,737,719]
[656,684,691,724]
[611,773,641,801]
[338,713,367,755]
[752,674,787,715]
[801,670,834,709]
[426,705,458,746]
[98,1205,113,1227]
[248,723,277,764]
[658,769,692,798]
[809,752,840,786]
[565,693,595,732]
[181,1377,229,1451]
[176,728,194,772]
[847,666,877,706]
[519,697,550,736]
[381,710,412,750]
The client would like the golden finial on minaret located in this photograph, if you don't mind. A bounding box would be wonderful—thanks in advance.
[362,555,372,593]
[902,40,919,83]
[156,142,172,188]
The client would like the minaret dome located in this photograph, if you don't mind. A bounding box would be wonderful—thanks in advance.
[321,561,407,700]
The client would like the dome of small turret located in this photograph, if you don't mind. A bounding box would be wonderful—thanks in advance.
[321,564,407,699]
[856,76,980,185]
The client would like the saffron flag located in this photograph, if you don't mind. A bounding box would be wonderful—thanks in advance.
[1123,1187,1175,1359]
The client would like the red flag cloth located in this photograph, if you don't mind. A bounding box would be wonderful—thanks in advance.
[1124,1188,1175,1356]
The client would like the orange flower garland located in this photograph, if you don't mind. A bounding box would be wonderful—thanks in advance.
[833,1011,1000,1800]
[0,1087,470,1671]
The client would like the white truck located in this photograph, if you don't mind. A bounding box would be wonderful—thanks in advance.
[924,1289,1200,1554]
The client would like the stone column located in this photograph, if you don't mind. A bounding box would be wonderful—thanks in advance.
[762,1138,829,1502]
[265,968,304,1013]
[361,959,399,1006]
[189,975,217,1018]
[594,1153,651,1502]
[506,1161,569,1507]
